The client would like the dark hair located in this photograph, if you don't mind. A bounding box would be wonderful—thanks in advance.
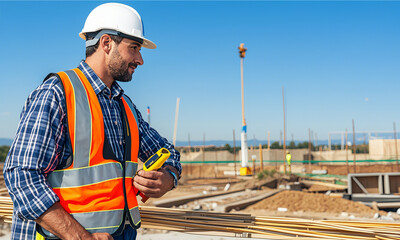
[85,32,123,58]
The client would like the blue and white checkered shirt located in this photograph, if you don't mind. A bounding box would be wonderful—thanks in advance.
[4,61,181,240]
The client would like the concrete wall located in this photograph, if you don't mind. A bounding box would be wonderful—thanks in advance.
[180,149,309,165]
[312,150,369,164]
[369,139,400,160]
[180,148,371,166]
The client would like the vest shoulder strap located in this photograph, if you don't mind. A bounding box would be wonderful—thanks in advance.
[122,94,140,129]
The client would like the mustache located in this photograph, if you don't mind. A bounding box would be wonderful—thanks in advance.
[129,63,138,69]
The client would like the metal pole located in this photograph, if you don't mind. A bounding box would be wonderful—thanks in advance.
[202,132,205,178]
[239,44,249,176]
[352,119,356,173]
[240,58,245,126]
[394,122,399,172]
[188,133,191,177]
[345,128,349,174]
[215,147,218,178]
[259,143,263,172]
[147,106,150,127]
[172,98,180,146]
[308,129,312,172]
[233,129,237,176]
[282,87,287,175]
[251,146,255,175]
[328,133,331,151]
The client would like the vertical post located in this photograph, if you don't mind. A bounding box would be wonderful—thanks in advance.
[328,133,331,151]
[172,98,180,146]
[233,129,237,176]
[394,122,399,172]
[345,129,349,174]
[188,133,191,177]
[259,143,263,172]
[280,130,282,147]
[308,128,312,173]
[215,148,218,178]
[282,87,287,175]
[252,154,256,176]
[202,132,205,178]
[352,119,356,173]
[341,132,344,150]
[147,106,150,126]
[238,43,250,176]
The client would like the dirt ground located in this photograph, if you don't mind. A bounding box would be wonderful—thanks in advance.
[244,190,387,218]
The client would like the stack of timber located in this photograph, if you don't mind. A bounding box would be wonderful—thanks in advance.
[141,206,400,239]
[0,197,399,239]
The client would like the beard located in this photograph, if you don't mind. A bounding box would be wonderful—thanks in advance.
[108,48,135,82]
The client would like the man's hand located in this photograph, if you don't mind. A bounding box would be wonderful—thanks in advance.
[90,233,113,240]
[133,167,177,198]
[35,202,113,240]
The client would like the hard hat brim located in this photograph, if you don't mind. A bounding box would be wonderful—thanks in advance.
[79,31,157,49]
[142,38,156,49]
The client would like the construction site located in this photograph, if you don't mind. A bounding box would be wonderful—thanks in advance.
[1,140,400,239]
[0,1,399,239]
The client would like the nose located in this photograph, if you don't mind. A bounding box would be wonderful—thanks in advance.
[135,51,144,66]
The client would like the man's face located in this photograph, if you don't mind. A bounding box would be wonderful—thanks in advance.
[108,38,143,82]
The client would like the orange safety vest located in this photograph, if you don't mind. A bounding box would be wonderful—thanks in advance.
[37,68,141,238]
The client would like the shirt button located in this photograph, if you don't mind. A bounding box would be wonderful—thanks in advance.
[120,140,123,145]
[114,121,118,125]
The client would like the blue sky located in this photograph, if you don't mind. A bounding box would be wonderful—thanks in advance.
[0,1,399,143]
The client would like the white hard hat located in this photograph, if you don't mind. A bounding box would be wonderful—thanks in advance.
[79,2,156,49]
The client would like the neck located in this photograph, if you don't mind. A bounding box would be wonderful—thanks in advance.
[85,56,114,89]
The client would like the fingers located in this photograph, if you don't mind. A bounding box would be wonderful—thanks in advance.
[136,170,160,180]
[133,169,173,198]
[91,232,113,240]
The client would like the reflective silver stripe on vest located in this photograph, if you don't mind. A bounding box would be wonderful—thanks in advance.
[72,209,124,233]
[49,162,138,188]
[129,206,141,226]
[64,70,92,168]
[39,210,124,237]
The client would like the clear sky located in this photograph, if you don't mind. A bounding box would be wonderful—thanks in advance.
[0,1,399,143]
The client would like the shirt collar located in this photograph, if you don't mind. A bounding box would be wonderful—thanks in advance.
[77,61,124,99]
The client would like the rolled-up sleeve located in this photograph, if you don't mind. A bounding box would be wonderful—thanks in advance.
[135,108,181,176]
[3,78,68,220]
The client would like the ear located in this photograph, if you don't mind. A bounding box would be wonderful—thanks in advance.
[99,34,113,54]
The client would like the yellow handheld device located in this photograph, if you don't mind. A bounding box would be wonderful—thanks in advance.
[136,148,170,203]
[143,148,170,171]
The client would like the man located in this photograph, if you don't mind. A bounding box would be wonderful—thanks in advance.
[286,150,292,172]
[4,3,181,240]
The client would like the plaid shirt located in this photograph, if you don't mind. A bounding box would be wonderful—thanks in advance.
[4,61,181,240]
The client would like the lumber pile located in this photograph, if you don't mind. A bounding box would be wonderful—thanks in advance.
[140,206,400,239]
[0,197,399,239]
[0,196,12,224]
